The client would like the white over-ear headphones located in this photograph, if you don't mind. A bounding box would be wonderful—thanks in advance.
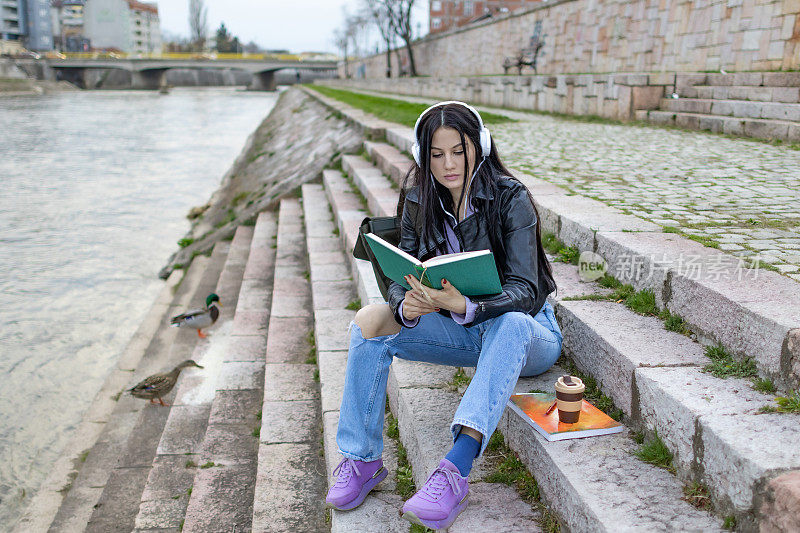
[411,101,491,166]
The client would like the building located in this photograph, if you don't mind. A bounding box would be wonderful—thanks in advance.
[1,0,53,52]
[429,0,542,34]
[52,0,90,52]
[83,0,160,54]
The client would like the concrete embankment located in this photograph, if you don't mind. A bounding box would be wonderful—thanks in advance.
[0,59,79,95]
[159,86,364,278]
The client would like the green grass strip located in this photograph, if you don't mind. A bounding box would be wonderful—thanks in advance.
[306,85,516,128]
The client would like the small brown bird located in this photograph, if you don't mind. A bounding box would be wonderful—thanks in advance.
[128,360,204,406]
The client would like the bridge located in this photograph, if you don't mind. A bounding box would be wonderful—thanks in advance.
[43,56,339,90]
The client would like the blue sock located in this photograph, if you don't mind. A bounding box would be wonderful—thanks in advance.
[445,432,481,477]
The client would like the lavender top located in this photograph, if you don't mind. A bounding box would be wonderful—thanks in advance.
[398,202,479,328]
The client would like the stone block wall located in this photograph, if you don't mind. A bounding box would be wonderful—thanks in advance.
[348,0,800,78]
[320,73,673,121]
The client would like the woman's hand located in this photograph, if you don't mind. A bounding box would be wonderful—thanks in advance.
[404,275,467,315]
[401,286,438,320]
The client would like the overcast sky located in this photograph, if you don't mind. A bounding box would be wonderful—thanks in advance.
[157,0,430,54]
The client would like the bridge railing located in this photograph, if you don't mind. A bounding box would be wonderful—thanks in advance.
[56,52,337,62]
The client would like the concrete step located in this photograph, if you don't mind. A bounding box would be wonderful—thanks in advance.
[128,223,262,532]
[171,216,276,533]
[22,254,207,533]
[660,97,800,121]
[321,165,547,531]
[248,201,328,533]
[301,183,409,532]
[692,85,800,104]
[639,109,800,142]
[79,237,236,533]
[363,140,412,188]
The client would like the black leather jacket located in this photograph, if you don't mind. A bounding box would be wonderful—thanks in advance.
[388,174,556,327]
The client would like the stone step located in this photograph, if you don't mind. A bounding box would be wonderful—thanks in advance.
[321,164,547,531]
[21,254,207,533]
[331,154,728,531]
[692,85,800,104]
[301,183,409,533]
[129,222,263,532]
[175,216,276,533]
[363,140,412,188]
[248,201,328,533]
[79,236,237,533]
[660,97,800,121]
[639,109,800,142]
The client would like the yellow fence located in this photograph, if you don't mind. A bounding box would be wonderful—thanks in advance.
[58,52,317,61]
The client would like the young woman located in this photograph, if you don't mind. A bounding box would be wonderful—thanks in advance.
[326,101,562,530]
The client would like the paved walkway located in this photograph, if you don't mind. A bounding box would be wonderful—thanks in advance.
[327,86,800,282]
[494,119,800,280]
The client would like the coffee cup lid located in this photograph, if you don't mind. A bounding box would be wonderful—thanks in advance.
[557,375,584,389]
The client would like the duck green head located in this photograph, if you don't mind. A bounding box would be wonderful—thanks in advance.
[206,293,220,307]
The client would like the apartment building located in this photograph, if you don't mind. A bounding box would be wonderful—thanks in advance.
[1,0,53,52]
[429,0,542,34]
[83,0,160,54]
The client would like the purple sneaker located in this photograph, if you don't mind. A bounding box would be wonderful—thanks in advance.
[401,458,469,530]
[326,457,387,511]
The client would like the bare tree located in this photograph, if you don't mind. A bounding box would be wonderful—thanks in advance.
[378,0,418,76]
[362,0,396,77]
[333,7,369,78]
[188,0,208,52]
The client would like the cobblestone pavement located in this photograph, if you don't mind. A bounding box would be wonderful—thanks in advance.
[329,86,800,282]
[493,118,800,281]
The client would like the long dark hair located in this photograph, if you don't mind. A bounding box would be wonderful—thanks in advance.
[400,102,556,293]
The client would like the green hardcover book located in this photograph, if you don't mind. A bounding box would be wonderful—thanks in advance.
[364,233,502,296]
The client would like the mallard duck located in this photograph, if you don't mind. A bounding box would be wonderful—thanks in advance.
[170,293,221,338]
[128,360,204,406]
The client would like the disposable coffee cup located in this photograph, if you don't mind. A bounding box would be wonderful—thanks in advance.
[554,375,585,424]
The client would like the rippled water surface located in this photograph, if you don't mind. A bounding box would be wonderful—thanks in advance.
[0,87,278,528]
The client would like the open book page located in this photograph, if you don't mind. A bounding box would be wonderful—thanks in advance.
[423,250,492,268]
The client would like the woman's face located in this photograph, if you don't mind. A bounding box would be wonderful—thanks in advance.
[429,126,476,202]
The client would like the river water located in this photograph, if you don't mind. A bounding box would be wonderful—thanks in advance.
[0,86,279,528]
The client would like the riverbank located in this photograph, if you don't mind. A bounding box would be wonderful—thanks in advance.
[159,86,364,278]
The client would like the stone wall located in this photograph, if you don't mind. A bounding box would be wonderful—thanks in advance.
[350,0,800,78]
[320,74,671,121]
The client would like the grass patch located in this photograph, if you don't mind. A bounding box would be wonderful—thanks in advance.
[624,288,657,315]
[332,227,339,236]
[343,172,369,210]
[483,432,560,532]
[345,298,361,311]
[313,368,320,382]
[79,450,89,463]
[703,344,757,379]
[111,391,122,402]
[558,358,623,421]
[682,482,712,511]
[660,309,690,335]
[752,378,776,394]
[307,85,515,127]
[386,413,416,499]
[200,461,218,469]
[723,515,737,530]
[185,459,197,468]
[747,258,781,272]
[633,431,675,473]
[252,426,260,438]
[448,367,472,392]
[305,330,317,364]
[774,390,800,413]
[177,237,195,248]
[231,191,249,207]
[540,232,580,264]
[256,410,262,421]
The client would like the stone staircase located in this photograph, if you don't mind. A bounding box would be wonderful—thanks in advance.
[299,84,800,532]
[637,72,800,142]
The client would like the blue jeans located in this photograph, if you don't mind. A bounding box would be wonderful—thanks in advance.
[336,301,562,461]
